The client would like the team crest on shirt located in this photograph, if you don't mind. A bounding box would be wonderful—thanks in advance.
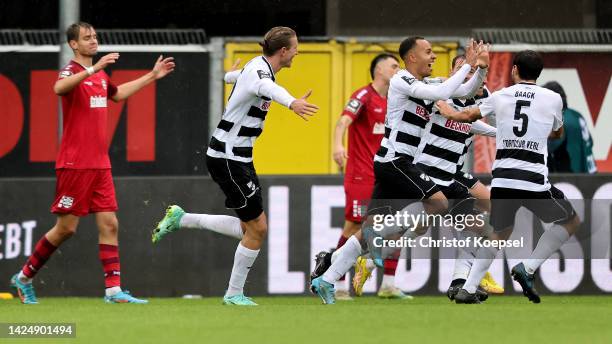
[57,195,74,209]
[345,99,362,114]
[101,79,107,90]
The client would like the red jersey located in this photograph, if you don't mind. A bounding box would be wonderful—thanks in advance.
[342,84,386,182]
[55,61,117,169]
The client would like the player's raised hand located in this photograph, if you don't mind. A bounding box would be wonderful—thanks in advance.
[464,38,478,67]
[476,42,490,69]
[93,53,120,72]
[152,55,176,79]
[290,90,319,121]
[435,100,453,117]
[229,58,241,72]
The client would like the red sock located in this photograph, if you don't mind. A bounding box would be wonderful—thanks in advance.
[99,244,121,288]
[22,236,57,278]
[384,259,398,276]
[336,235,348,249]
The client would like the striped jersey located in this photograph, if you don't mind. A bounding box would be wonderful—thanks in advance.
[414,88,496,186]
[375,64,484,163]
[479,82,563,192]
[207,56,295,163]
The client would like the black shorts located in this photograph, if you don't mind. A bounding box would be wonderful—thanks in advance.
[206,155,263,222]
[453,170,479,189]
[490,186,576,232]
[438,182,476,216]
[369,157,440,214]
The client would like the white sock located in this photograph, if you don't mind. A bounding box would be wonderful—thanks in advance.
[381,274,395,289]
[322,236,363,284]
[463,246,498,294]
[105,286,122,297]
[17,271,32,284]
[523,223,570,274]
[452,247,474,281]
[336,277,349,292]
[365,258,376,270]
[225,243,259,297]
[180,213,243,239]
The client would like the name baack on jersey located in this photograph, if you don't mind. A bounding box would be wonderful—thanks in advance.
[480,82,563,192]
[414,88,496,186]
[207,56,294,163]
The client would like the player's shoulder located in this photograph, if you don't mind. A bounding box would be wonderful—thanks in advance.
[391,69,418,87]
[58,60,82,79]
[243,56,274,80]
[350,84,371,100]
[535,85,562,101]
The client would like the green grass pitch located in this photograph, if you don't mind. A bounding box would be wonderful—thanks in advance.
[2,296,611,343]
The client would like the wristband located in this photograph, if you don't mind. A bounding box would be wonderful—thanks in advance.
[85,66,95,75]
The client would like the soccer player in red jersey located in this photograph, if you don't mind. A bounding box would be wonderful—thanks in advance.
[331,53,411,300]
[10,22,175,304]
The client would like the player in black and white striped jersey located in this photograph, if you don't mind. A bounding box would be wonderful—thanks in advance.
[310,37,490,304]
[414,55,504,299]
[437,50,580,304]
[152,27,318,306]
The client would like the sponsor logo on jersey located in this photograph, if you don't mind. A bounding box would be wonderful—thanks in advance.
[445,119,471,133]
[419,173,431,181]
[257,70,272,79]
[374,107,383,113]
[372,122,385,134]
[102,79,107,90]
[345,99,362,114]
[84,81,93,86]
[90,96,107,108]
[57,195,74,209]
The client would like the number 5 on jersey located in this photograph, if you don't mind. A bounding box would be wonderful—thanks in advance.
[513,100,530,137]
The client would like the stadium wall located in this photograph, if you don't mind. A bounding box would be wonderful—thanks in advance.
[0,175,610,297]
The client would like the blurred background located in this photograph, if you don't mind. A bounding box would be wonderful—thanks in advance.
[0,0,611,297]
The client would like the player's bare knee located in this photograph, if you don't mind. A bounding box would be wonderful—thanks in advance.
[101,219,119,236]
[424,192,448,215]
[563,214,581,236]
[55,222,78,237]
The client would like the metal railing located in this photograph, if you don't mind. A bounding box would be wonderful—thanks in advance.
[0,29,208,45]
[472,29,612,44]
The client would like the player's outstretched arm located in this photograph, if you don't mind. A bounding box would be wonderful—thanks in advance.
[224,58,242,84]
[436,100,482,122]
[470,119,497,137]
[451,42,490,98]
[53,53,119,95]
[333,115,353,169]
[399,38,477,101]
[257,79,319,120]
[112,55,175,102]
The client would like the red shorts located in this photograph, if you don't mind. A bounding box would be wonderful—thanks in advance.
[51,169,118,217]
[344,178,375,223]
